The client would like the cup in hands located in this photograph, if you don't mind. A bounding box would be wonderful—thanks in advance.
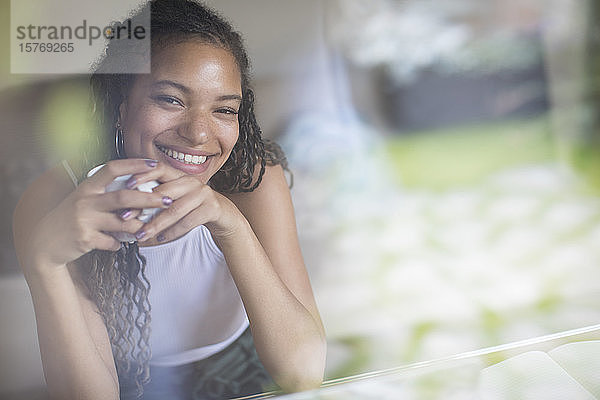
[87,164,161,243]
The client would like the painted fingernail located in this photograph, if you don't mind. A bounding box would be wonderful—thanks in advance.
[145,159,158,168]
[162,196,173,206]
[119,209,132,220]
[157,233,166,242]
[126,177,137,189]
[135,230,146,241]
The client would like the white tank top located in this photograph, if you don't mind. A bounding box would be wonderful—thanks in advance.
[139,223,249,367]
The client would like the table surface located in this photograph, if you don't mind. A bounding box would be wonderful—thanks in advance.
[236,324,600,400]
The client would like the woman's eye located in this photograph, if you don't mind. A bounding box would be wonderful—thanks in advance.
[155,96,183,107]
[216,108,238,115]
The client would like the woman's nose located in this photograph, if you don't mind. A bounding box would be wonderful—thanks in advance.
[178,112,211,145]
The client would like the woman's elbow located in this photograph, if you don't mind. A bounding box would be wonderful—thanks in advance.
[273,337,327,393]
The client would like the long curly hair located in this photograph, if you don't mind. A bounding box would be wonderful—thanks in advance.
[78,0,289,397]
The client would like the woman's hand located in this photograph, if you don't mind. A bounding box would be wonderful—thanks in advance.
[26,159,172,272]
[123,162,244,245]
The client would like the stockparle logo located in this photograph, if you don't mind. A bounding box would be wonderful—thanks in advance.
[11,0,150,74]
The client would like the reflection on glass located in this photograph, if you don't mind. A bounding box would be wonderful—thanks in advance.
[2,0,600,398]
[240,325,600,399]
[280,0,600,384]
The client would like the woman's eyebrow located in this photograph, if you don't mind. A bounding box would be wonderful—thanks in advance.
[151,80,190,93]
[217,94,242,102]
[151,81,241,102]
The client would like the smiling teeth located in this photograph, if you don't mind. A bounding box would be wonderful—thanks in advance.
[158,146,208,165]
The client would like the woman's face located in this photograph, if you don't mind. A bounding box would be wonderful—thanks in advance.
[119,39,242,183]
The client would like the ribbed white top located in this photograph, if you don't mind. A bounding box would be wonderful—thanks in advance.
[139,225,249,367]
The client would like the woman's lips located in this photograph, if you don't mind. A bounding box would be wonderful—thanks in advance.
[156,144,214,174]
[156,144,209,165]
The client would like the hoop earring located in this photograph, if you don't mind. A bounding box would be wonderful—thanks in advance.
[115,122,125,159]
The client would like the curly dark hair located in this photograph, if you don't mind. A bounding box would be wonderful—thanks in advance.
[78,0,289,397]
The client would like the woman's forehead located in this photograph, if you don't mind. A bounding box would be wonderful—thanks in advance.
[138,40,242,93]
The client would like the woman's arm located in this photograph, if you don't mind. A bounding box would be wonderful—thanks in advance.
[223,164,327,392]
[13,160,169,399]
[13,165,120,399]
[124,162,327,392]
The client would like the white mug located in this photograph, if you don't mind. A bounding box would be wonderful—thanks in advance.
[87,164,161,242]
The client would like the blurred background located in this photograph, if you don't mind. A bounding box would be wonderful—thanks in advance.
[2,0,600,398]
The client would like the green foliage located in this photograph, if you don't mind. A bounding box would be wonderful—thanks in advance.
[385,116,556,189]
[41,82,101,162]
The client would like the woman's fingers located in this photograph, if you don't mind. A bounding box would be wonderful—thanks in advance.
[93,231,123,252]
[68,214,129,255]
[81,170,224,244]
[73,212,144,252]
[153,207,210,243]
[135,184,218,242]
[121,160,186,189]
[93,189,173,212]
[100,212,146,234]
[135,192,203,242]
[81,158,158,192]
[151,174,204,199]
[117,208,141,221]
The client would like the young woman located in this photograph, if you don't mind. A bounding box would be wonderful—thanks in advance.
[12,0,326,399]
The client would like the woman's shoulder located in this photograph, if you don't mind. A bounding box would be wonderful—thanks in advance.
[16,162,76,212]
[13,162,77,245]
[224,163,296,247]
[225,163,289,210]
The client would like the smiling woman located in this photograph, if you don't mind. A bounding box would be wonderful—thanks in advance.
[119,41,242,180]
[12,0,326,399]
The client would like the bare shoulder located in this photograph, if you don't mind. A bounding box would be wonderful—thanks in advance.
[226,164,290,214]
[14,163,76,217]
[13,164,76,257]
[225,164,294,235]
